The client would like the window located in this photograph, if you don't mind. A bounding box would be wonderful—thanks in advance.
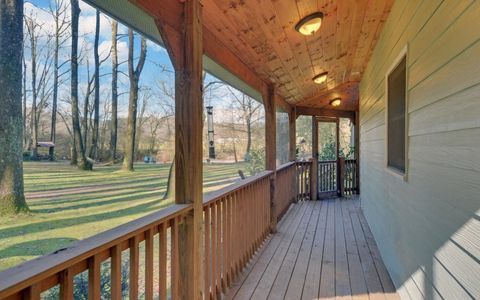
[387,55,407,174]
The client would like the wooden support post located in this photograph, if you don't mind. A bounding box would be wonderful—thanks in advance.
[264,85,277,233]
[156,0,204,298]
[354,111,360,194]
[338,157,345,197]
[336,119,341,197]
[311,117,318,201]
[289,107,297,203]
[289,106,296,162]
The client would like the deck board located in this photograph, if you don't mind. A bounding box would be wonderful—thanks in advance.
[226,197,399,300]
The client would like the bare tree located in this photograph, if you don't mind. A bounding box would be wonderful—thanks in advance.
[24,14,55,159]
[109,20,118,162]
[122,30,147,171]
[48,0,71,160]
[135,89,150,159]
[70,0,91,170]
[0,0,29,214]
[88,10,101,160]
[226,87,262,156]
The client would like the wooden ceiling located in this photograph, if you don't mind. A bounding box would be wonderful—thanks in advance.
[132,0,393,111]
[202,0,393,110]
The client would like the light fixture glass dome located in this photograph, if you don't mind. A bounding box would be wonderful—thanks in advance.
[313,72,328,84]
[330,98,342,107]
[295,12,324,36]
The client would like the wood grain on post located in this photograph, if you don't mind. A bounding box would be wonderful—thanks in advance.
[311,117,318,201]
[155,0,205,298]
[264,84,277,233]
[354,111,360,194]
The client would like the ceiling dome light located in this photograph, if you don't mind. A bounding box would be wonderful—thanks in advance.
[313,72,328,84]
[295,12,324,35]
[330,98,342,107]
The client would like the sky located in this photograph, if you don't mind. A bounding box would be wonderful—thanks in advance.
[23,0,252,122]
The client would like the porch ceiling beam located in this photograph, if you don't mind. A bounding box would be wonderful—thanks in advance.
[296,106,355,120]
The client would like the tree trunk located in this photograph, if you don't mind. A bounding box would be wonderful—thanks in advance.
[22,57,27,150]
[122,30,146,171]
[49,2,61,161]
[71,0,91,170]
[26,18,38,159]
[89,10,100,160]
[162,161,175,200]
[110,20,118,162]
[246,116,252,156]
[0,0,29,214]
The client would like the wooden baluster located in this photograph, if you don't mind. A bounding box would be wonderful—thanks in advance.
[204,205,211,300]
[129,236,140,300]
[88,254,101,300]
[231,192,238,278]
[221,198,228,292]
[24,283,41,300]
[171,217,180,300]
[111,245,122,300]
[158,223,167,300]
[226,195,232,285]
[145,229,154,300]
[210,203,217,299]
[216,202,222,298]
[60,268,73,300]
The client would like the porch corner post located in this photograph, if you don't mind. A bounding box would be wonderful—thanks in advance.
[289,106,296,162]
[289,106,297,203]
[311,117,318,200]
[173,0,204,298]
[354,110,360,194]
[264,84,277,233]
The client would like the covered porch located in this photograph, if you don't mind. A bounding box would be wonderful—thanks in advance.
[227,198,398,300]
[1,0,479,299]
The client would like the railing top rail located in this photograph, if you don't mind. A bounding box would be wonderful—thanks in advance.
[0,204,192,298]
[295,159,312,165]
[275,161,296,172]
[318,160,337,164]
[203,170,273,206]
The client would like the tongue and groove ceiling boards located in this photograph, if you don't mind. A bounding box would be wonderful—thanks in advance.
[90,0,394,111]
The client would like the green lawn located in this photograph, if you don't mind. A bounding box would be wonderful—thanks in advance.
[0,161,245,271]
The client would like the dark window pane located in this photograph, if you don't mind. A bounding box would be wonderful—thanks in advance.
[387,56,406,173]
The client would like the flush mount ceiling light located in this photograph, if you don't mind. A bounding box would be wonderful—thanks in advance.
[295,12,324,35]
[330,98,342,107]
[312,72,328,84]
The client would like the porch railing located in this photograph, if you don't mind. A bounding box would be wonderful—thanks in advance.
[203,170,272,299]
[318,160,337,196]
[0,163,309,300]
[296,160,311,201]
[275,162,297,220]
[343,159,358,195]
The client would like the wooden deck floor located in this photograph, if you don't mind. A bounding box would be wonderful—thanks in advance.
[226,198,399,300]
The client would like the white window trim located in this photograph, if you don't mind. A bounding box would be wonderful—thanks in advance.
[384,45,409,182]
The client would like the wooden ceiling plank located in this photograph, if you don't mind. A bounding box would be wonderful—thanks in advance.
[249,0,313,102]
[350,0,387,76]
[344,0,369,82]
[132,0,394,108]
[305,0,338,99]
[274,1,322,100]
[207,0,287,93]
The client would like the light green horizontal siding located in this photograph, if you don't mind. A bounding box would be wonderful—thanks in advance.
[359,0,480,299]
